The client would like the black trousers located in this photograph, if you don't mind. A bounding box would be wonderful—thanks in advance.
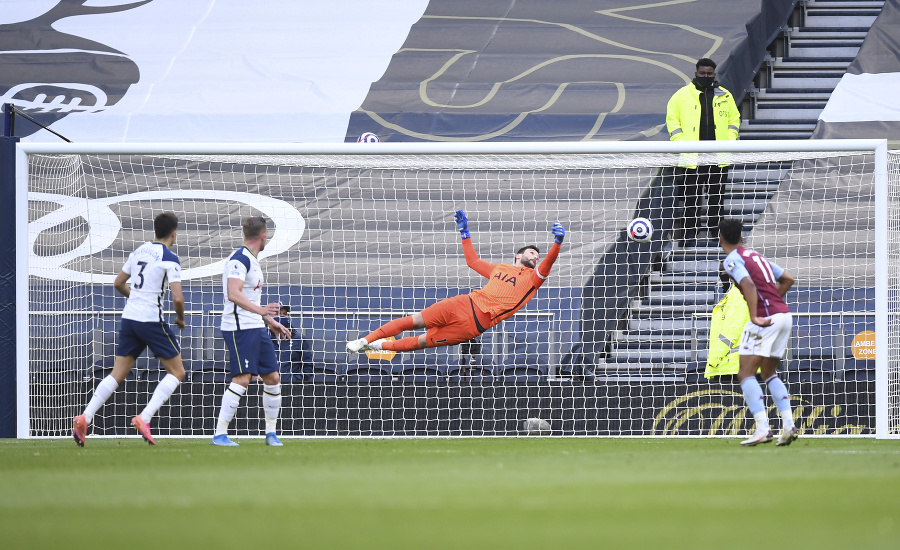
[674,165,729,242]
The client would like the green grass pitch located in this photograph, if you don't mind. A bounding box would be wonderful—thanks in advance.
[1,437,899,550]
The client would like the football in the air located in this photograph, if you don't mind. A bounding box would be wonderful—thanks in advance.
[523,417,551,435]
[357,132,380,143]
[627,217,654,243]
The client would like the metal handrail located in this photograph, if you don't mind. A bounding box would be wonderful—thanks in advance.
[690,310,875,369]
[30,308,562,375]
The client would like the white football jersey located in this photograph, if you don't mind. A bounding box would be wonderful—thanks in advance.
[121,241,182,322]
[221,246,266,331]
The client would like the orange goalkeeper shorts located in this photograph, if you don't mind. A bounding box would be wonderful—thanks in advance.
[421,294,490,348]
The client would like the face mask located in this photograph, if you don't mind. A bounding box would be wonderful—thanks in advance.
[694,76,715,89]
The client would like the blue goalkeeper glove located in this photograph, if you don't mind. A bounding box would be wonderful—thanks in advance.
[551,222,565,244]
[455,209,470,239]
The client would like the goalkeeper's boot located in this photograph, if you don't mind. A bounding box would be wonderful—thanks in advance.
[211,434,239,446]
[346,338,370,353]
[265,433,283,446]
[775,426,800,447]
[72,415,88,447]
[367,338,387,351]
[131,415,156,446]
[740,428,774,446]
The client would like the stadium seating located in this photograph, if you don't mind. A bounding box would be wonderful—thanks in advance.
[398,352,444,383]
[345,355,396,384]
[840,359,876,382]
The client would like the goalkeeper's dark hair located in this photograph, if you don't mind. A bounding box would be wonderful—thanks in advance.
[243,216,268,240]
[154,212,178,239]
[718,218,743,245]
[516,245,540,259]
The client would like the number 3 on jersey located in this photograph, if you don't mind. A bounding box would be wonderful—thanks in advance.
[133,261,148,289]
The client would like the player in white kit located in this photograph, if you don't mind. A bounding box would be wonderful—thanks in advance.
[211,216,290,446]
[73,213,185,446]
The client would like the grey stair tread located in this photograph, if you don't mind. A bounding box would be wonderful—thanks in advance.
[787,29,869,39]
[628,318,705,333]
[772,57,852,68]
[756,103,827,109]
[796,26,876,32]
[605,350,695,362]
[649,273,719,284]
[617,332,695,343]
[755,90,833,100]
[630,303,716,316]
[739,132,814,140]
[644,297,718,307]
[741,122,818,131]
[804,1,884,7]
[614,341,693,350]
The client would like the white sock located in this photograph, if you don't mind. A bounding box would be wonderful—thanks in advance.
[215,382,246,436]
[83,375,119,424]
[753,411,770,432]
[263,383,281,434]
[140,374,181,423]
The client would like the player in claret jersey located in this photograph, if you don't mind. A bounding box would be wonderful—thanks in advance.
[347,209,564,353]
[73,212,186,447]
[719,218,799,447]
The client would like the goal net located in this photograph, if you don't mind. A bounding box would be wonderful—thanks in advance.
[15,141,899,438]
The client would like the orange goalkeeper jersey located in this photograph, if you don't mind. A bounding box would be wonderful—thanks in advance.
[462,239,561,326]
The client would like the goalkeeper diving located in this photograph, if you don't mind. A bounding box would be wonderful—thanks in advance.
[347,210,564,353]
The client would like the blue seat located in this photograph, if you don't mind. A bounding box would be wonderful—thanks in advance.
[840,359,875,382]
[782,359,835,383]
[399,352,444,383]
[447,355,495,383]
[500,355,548,383]
[346,355,395,384]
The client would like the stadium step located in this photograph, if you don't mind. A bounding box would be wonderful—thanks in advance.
[741,0,883,140]
[615,329,695,344]
[802,0,884,28]
[751,89,832,120]
[785,29,867,58]
[740,119,818,137]
[648,273,718,286]
[628,317,701,333]
[769,57,850,88]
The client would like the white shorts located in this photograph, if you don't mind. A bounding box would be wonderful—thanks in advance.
[739,312,792,359]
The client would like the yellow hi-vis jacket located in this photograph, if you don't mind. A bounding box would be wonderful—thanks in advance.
[666,83,741,168]
[704,285,749,378]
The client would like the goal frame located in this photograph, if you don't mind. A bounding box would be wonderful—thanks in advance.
[8,138,893,439]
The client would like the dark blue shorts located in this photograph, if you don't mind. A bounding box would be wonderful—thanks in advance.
[222,327,278,376]
[117,318,181,359]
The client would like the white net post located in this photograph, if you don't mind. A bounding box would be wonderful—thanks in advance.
[15,140,896,438]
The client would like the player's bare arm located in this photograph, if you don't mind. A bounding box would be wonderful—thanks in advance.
[226,277,279,317]
[113,270,130,298]
[170,281,186,330]
[265,315,291,339]
[738,277,772,327]
[776,271,795,298]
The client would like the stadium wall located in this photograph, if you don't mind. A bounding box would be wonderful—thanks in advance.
[71,380,874,437]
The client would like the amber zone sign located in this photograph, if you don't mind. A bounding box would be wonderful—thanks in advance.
[851,331,876,360]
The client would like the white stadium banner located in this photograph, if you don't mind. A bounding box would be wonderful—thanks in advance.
[813,0,900,139]
[1,0,428,143]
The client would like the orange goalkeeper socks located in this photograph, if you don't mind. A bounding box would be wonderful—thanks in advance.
[366,316,416,342]
[381,336,423,352]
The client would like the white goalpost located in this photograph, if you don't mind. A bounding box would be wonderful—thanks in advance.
[12,139,898,439]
